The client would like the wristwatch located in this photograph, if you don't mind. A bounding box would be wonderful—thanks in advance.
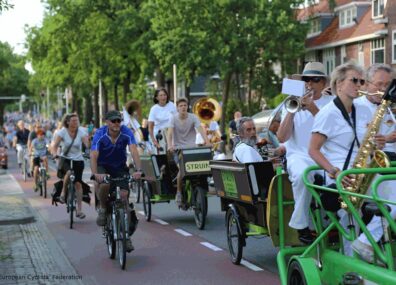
[327,167,340,179]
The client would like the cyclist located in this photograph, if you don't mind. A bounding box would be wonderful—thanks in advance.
[13,120,30,170]
[29,129,48,192]
[51,113,90,219]
[91,110,142,252]
[167,98,211,206]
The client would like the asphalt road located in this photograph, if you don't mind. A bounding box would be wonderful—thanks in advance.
[6,150,280,285]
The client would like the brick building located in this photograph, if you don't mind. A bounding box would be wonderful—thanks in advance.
[297,0,396,74]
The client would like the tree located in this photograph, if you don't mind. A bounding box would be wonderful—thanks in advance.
[0,42,29,125]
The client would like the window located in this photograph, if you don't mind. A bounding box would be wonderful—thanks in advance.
[371,38,385,64]
[341,45,347,64]
[372,0,386,18]
[305,51,317,62]
[393,30,396,63]
[339,7,357,28]
[323,48,335,75]
[308,18,320,37]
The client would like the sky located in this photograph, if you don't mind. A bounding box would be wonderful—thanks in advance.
[0,0,45,55]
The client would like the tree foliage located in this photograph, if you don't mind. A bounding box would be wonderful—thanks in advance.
[25,0,307,126]
[0,42,29,125]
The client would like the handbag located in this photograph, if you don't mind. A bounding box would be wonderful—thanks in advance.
[57,133,77,179]
[52,180,91,206]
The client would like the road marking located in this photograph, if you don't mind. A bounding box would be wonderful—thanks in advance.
[154,219,169,225]
[200,242,223,252]
[138,211,145,216]
[241,259,264,272]
[174,229,192,237]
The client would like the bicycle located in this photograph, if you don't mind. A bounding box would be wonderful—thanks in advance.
[56,154,81,229]
[93,174,137,270]
[21,145,29,182]
[32,155,47,198]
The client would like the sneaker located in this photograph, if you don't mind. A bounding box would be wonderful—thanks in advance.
[96,208,107,226]
[351,239,374,263]
[175,192,182,206]
[126,238,134,252]
[297,227,315,245]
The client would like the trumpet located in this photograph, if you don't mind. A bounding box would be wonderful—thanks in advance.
[357,90,385,97]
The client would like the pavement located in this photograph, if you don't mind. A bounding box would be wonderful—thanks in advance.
[0,166,84,284]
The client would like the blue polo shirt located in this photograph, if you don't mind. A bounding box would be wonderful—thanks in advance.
[91,125,136,174]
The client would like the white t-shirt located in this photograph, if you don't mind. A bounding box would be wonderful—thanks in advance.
[148,102,177,135]
[354,96,396,152]
[312,101,357,180]
[55,127,87,161]
[281,94,333,158]
[233,142,263,163]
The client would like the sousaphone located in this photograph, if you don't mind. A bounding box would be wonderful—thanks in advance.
[192,97,222,124]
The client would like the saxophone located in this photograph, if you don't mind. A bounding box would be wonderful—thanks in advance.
[340,81,396,210]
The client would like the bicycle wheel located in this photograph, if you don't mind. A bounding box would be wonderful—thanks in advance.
[193,186,207,230]
[23,158,27,182]
[226,208,244,265]
[68,183,75,229]
[42,170,47,199]
[117,209,127,270]
[130,180,141,204]
[106,215,116,259]
[39,174,43,196]
[142,181,152,221]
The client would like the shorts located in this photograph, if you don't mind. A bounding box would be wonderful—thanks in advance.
[33,156,46,167]
[62,159,84,183]
[97,165,129,190]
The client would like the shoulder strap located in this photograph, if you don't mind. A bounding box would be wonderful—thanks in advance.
[64,131,77,156]
[333,97,359,170]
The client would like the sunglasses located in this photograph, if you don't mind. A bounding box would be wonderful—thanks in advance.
[302,77,323,83]
[111,119,122,124]
[349,77,365,85]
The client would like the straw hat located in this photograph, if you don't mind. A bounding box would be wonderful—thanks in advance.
[292,62,328,80]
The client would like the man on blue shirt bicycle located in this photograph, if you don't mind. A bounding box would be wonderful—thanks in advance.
[91,110,142,252]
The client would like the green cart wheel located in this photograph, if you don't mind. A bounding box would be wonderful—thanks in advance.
[287,260,307,285]
[226,207,244,265]
[142,181,152,221]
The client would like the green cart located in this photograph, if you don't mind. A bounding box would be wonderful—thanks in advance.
[140,147,213,229]
[210,160,302,265]
[280,166,396,285]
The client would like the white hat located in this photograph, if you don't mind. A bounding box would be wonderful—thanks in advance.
[292,62,328,80]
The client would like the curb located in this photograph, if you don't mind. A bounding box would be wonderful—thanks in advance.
[0,216,36,225]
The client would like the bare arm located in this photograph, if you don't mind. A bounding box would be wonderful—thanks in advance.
[129,144,142,179]
[82,135,90,150]
[197,126,210,145]
[308,133,333,173]
[148,121,155,142]
[90,150,99,174]
[277,113,295,143]
[50,135,62,156]
[167,127,174,151]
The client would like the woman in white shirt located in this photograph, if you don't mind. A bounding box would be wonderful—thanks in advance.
[309,62,388,261]
[148,88,177,152]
